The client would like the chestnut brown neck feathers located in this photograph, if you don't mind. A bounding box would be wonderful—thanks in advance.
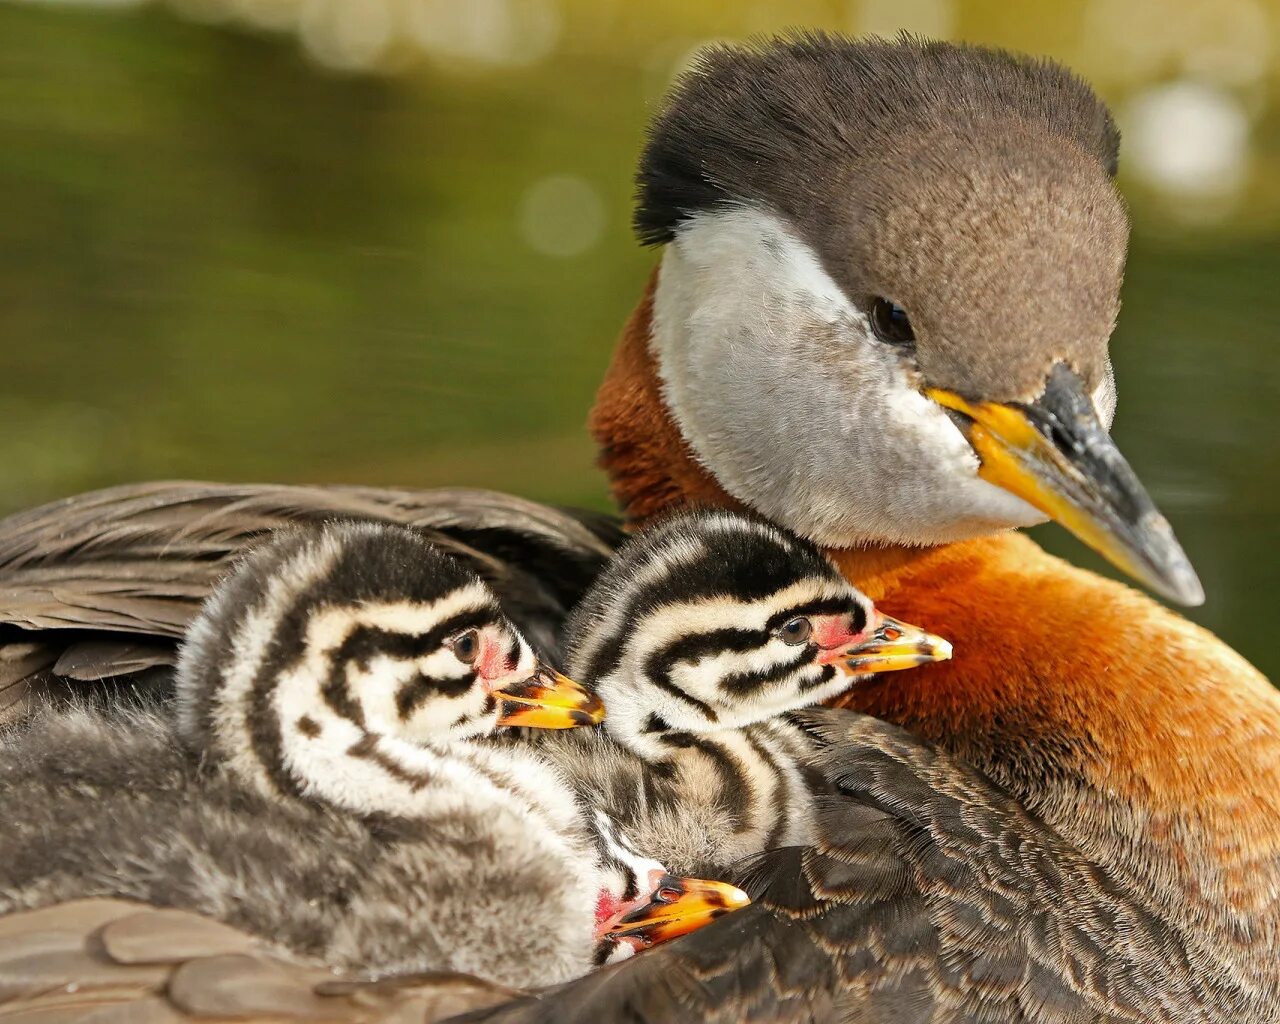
[589,272,729,522]
[592,279,1280,930]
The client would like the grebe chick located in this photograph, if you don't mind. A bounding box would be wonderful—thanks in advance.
[0,523,741,988]
[544,509,950,876]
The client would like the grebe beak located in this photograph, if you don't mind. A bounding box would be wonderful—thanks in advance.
[495,666,606,729]
[601,874,750,949]
[928,365,1203,607]
[837,614,953,675]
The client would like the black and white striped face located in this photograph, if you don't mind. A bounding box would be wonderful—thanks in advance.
[588,810,750,963]
[589,808,668,954]
[177,522,599,798]
[276,579,536,745]
[564,511,877,749]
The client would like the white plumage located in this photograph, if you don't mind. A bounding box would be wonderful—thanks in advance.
[652,205,1118,547]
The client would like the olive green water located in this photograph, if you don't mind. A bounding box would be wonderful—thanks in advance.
[0,4,1276,680]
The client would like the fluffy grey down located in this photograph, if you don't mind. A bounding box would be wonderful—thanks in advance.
[0,700,596,988]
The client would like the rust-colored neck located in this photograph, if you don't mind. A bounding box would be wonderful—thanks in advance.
[589,270,734,521]
[589,271,1280,932]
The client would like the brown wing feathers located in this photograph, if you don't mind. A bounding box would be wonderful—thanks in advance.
[0,482,623,714]
[452,709,1274,1024]
[0,899,519,1024]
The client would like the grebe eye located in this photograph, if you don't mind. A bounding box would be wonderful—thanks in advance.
[869,297,915,346]
[449,629,480,665]
[778,617,813,645]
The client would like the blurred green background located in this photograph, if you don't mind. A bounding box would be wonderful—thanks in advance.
[0,0,1276,679]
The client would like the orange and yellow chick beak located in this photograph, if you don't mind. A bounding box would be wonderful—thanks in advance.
[927,366,1203,607]
[834,614,953,676]
[601,874,751,950]
[494,667,605,730]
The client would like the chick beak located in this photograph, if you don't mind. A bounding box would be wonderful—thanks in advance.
[601,874,750,949]
[836,614,953,675]
[928,364,1204,607]
[494,666,605,729]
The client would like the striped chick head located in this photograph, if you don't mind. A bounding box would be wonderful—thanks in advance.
[176,522,603,798]
[563,510,949,751]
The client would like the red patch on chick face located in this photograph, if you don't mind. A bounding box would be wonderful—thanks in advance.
[811,611,870,656]
[475,627,514,687]
[595,890,621,927]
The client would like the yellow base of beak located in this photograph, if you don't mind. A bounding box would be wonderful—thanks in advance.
[495,668,605,729]
[602,874,750,949]
[927,384,1204,606]
[838,615,953,676]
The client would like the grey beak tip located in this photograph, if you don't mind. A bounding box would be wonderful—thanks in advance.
[1164,570,1206,608]
[1141,513,1205,607]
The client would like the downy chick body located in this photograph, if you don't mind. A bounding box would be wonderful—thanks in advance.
[0,523,734,986]
[542,509,950,876]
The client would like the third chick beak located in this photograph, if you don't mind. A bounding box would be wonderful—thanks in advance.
[602,874,750,949]
[836,614,953,675]
[494,666,605,729]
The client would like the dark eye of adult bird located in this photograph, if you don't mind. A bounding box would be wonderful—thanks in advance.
[869,297,915,346]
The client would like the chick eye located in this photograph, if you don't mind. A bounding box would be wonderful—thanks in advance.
[449,629,480,665]
[870,297,915,346]
[778,617,813,646]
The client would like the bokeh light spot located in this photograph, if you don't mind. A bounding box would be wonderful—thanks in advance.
[405,0,561,68]
[1122,80,1250,200]
[300,0,393,71]
[519,174,606,258]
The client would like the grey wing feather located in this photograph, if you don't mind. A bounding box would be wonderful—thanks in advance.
[0,481,623,695]
[0,643,62,731]
[446,897,841,1024]
[450,709,1278,1024]
[53,641,175,681]
[0,899,519,1024]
